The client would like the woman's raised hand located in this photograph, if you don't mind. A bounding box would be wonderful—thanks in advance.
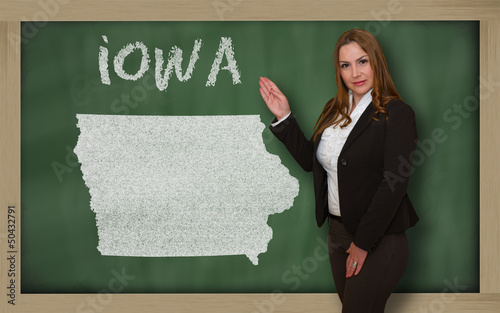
[259,77,291,121]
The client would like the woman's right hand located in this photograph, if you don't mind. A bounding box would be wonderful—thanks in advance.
[259,77,291,121]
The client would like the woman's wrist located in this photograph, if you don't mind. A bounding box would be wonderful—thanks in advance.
[271,112,292,127]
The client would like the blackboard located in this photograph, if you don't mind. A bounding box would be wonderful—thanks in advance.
[21,21,479,293]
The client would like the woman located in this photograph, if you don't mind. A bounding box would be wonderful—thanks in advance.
[259,28,419,313]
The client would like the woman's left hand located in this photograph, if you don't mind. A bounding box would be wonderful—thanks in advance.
[346,242,368,278]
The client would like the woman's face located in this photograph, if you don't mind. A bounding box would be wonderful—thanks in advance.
[338,42,374,105]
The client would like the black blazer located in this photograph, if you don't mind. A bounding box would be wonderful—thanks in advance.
[270,99,419,252]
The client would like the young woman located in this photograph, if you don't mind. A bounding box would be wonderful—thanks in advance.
[260,28,419,313]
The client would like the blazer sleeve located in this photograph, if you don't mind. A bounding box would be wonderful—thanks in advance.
[353,100,418,252]
[269,113,315,172]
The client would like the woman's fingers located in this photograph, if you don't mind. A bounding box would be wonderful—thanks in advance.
[346,257,356,278]
[266,77,284,95]
[260,76,272,89]
[259,77,270,93]
[259,79,274,102]
[259,88,268,102]
[346,257,365,277]
[259,80,272,102]
[261,77,285,99]
[345,242,368,278]
[260,77,282,98]
[259,77,272,95]
[272,89,287,103]
[259,77,291,120]
[354,259,365,276]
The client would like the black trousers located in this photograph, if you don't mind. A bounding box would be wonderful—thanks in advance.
[328,217,409,313]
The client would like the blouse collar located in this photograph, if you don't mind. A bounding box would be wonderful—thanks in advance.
[349,88,373,114]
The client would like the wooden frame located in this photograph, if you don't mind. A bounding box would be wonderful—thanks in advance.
[1,1,499,312]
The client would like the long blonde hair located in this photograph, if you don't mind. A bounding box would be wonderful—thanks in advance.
[313,29,401,141]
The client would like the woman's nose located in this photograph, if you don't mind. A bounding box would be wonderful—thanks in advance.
[352,65,360,77]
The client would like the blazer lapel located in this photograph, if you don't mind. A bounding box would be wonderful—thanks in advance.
[340,102,375,154]
[313,130,323,152]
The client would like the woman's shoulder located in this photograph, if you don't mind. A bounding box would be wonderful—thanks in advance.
[385,98,415,115]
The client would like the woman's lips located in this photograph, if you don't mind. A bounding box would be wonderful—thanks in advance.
[353,80,366,86]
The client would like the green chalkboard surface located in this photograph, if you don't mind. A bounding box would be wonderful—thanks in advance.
[21,21,479,293]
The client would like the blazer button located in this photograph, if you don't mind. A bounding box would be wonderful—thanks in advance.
[340,159,347,166]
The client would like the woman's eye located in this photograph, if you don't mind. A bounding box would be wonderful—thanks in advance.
[340,63,349,68]
[359,59,368,65]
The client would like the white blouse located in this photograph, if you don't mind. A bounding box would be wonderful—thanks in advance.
[316,89,373,216]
